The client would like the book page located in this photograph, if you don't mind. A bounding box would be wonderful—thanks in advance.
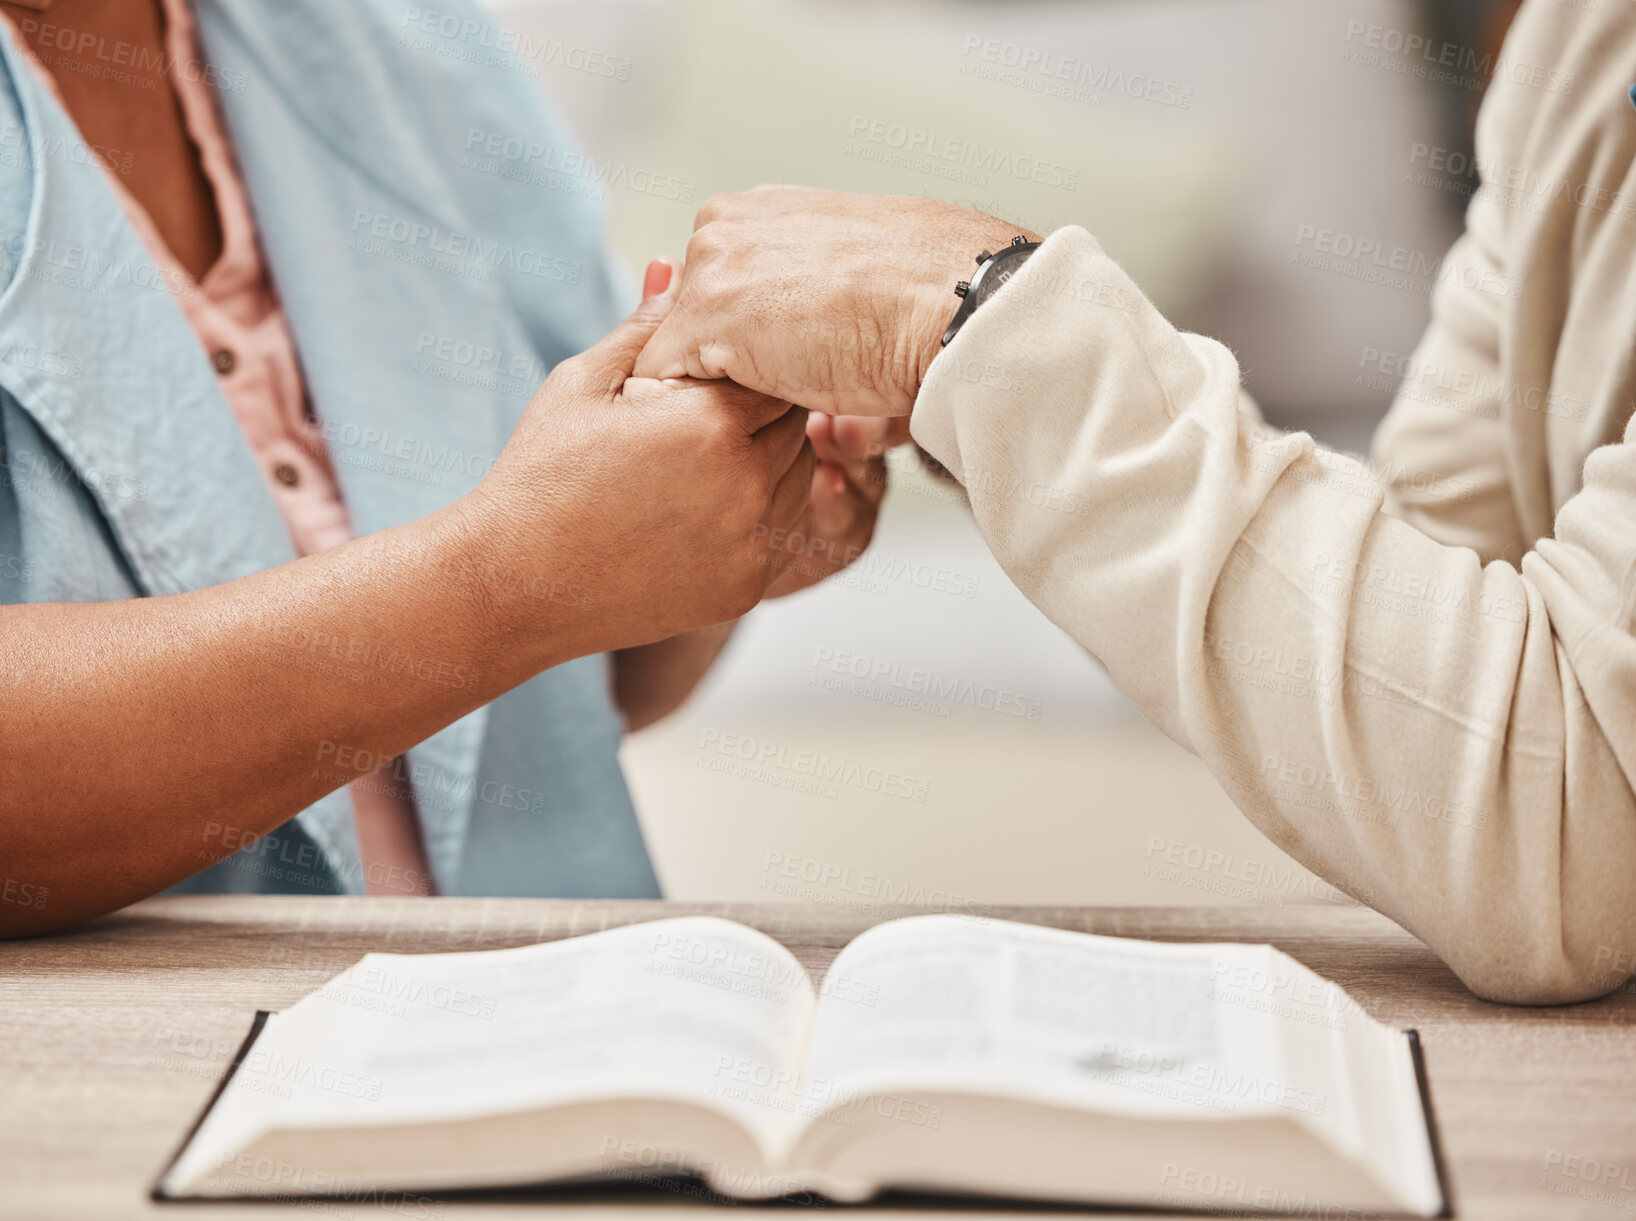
[792,916,1440,1216]
[799,916,1286,1119]
[168,917,817,1189]
[1215,947,1444,1217]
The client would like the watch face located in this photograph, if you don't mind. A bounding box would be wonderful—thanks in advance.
[973,245,1035,307]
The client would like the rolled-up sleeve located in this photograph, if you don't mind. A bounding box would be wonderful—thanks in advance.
[912,224,1636,1004]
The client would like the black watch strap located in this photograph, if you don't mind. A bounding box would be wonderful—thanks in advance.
[941,235,1040,347]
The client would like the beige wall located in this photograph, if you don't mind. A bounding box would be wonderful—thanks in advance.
[486,0,1461,910]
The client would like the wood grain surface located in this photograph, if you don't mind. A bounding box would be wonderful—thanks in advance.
[3,897,1634,1219]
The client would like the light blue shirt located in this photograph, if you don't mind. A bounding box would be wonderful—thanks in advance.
[0,0,660,897]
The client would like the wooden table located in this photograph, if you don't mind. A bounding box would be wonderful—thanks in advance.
[3,897,1634,1219]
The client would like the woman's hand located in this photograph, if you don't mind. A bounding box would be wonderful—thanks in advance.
[0,273,818,935]
[461,270,816,652]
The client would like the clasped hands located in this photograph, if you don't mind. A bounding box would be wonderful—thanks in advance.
[631,188,1039,601]
[465,188,1037,653]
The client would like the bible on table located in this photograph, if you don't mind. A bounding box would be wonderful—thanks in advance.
[155,915,1447,1217]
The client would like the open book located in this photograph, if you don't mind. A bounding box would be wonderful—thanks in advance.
[156,916,1447,1216]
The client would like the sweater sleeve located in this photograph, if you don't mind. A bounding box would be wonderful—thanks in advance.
[911,224,1636,1004]
[1368,86,1530,565]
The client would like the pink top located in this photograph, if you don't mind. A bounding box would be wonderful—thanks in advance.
[6,0,435,895]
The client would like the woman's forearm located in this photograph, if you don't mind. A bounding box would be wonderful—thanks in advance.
[0,285,821,936]
[0,503,574,936]
[613,621,738,733]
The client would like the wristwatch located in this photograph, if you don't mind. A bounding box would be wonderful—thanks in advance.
[941,235,1041,347]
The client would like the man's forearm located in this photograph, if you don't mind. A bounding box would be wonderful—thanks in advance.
[913,225,1636,1004]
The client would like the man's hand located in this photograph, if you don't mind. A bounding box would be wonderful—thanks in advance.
[607,261,909,733]
[632,186,1038,418]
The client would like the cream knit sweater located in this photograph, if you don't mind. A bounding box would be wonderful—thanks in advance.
[913,1,1636,1004]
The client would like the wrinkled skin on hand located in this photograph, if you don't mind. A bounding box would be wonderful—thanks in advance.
[634,185,1039,419]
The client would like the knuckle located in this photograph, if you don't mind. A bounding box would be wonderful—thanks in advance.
[733,471,771,519]
[541,358,589,401]
[683,229,727,274]
[693,191,737,230]
[726,563,766,613]
[691,404,739,453]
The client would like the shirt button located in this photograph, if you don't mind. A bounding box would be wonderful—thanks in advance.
[272,462,300,487]
[211,348,237,375]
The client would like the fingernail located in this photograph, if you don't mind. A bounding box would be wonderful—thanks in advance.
[643,258,674,300]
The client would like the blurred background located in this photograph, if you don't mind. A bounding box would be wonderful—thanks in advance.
[483,0,1518,911]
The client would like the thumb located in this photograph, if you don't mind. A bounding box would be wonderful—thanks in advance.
[579,257,680,386]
